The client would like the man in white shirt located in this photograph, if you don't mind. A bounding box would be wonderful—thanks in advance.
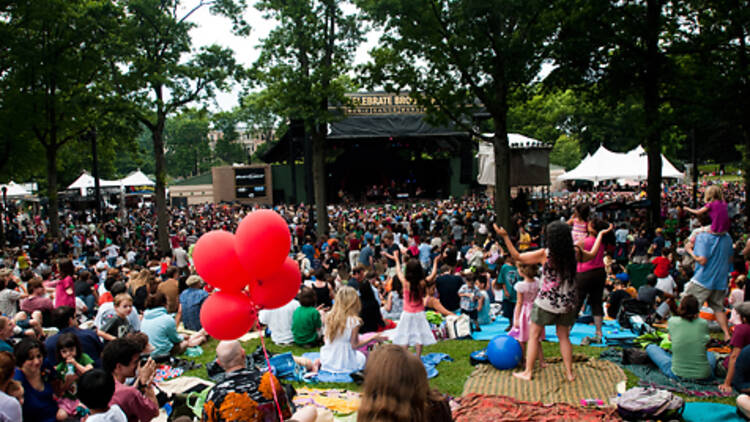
[258,299,300,345]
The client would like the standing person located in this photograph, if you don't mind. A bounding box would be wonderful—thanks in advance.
[575,218,611,345]
[499,255,519,331]
[51,259,76,309]
[495,221,611,382]
[510,263,545,368]
[685,230,733,340]
[391,252,439,358]
[457,272,480,324]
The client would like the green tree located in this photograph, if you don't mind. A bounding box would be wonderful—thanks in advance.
[1,0,123,237]
[165,110,212,178]
[116,0,247,253]
[253,0,363,236]
[212,111,249,164]
[358,0,564,227]
[550,135,582,170]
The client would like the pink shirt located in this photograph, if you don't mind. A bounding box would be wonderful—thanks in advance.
[54,276,75,308]
[403,288,425,313]
[111,380,159,422]
[577,236,605,273]
[20,295,53,314]
[707,200,730,233]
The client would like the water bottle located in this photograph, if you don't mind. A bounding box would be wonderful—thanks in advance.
[580,398,604,407]
[67,363,75,376]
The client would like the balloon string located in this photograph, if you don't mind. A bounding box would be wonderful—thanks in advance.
[259,326,285,421]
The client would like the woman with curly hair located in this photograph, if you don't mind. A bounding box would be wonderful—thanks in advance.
[494,220,611,382]
[358,344,452,422]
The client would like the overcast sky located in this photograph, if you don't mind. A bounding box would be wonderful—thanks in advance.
[188,4,379,111]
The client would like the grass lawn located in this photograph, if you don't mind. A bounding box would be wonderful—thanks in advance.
[179,335,735,407]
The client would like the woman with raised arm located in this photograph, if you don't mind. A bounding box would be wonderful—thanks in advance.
[494,220,611,382]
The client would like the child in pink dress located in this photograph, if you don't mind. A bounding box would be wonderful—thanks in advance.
[511,263,545,367]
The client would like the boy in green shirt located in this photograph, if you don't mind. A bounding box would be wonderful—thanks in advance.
[292,287,322,347]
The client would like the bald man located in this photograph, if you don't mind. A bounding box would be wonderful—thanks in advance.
[202,341,317,422]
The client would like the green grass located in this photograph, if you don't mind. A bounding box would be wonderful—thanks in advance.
[179,337,736,405]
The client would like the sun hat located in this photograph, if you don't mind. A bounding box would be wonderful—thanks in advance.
[186,275,203,287]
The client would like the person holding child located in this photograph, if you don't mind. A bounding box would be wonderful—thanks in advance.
[494,220,611,382]
[392,251,440,358]
[510,263,545,367]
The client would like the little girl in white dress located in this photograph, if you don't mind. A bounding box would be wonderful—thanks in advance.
[318,286,385,374]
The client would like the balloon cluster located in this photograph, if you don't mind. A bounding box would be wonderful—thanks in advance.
[192,210,299,340]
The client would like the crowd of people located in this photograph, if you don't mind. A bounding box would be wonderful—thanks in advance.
[0,178,748,420]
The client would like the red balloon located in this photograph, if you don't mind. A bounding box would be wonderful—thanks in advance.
[200,291,257,340]
[235,210,291,280]
[250,257,301,310]
[193,230,252,292]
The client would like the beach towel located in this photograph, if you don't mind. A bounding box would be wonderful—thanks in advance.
[453,393,621,422]
[293,387,361,415]
[301,351,452,382]
[462,355,626,405]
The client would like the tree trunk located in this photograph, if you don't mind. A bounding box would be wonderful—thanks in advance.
[644,0,663,228]
[152,118,170,254]
[733,1,750,228]
[46,145,60,239]
[492,117,511,228]
[312,132,328,237]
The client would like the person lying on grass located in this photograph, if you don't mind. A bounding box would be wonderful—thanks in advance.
[494,221,611,382]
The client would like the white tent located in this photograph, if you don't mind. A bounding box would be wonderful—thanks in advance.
[559,145,684,182]
[119,170,155,187]
[66,171,156,197]
[0,181,31,198]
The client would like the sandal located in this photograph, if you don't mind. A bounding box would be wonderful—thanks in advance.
[581,336,602,346]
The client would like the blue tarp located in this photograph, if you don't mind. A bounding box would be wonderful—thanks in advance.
[471,317,637,347]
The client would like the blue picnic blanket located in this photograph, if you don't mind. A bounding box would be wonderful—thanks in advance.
[298,352,452,382]
[682,402,745,422]
[471,317,637,347]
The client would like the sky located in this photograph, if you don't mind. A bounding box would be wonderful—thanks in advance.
[188,3,380,112]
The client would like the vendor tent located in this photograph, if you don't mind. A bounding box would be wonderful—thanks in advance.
[119,170,155,187]
[0,181,31,198]
[66,170,156,196]
[559,145,684,182]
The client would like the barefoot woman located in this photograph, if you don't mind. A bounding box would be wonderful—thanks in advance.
[494,221,611,382]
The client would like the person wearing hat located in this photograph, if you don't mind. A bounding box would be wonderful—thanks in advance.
[720,302,750,393]
[179,275,209,332]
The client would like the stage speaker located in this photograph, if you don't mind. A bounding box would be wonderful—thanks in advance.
[460,141,473,184]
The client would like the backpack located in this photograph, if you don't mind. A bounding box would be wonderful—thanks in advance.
[445,314,471,339]
[617,298,653,330]
[613,387,685,420]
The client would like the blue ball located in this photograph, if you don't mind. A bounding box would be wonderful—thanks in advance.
[486,335,523,370]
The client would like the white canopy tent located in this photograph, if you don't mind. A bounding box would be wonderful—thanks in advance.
[0,181,32,198]
[559,145,684,182]
[66,170,155,196]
